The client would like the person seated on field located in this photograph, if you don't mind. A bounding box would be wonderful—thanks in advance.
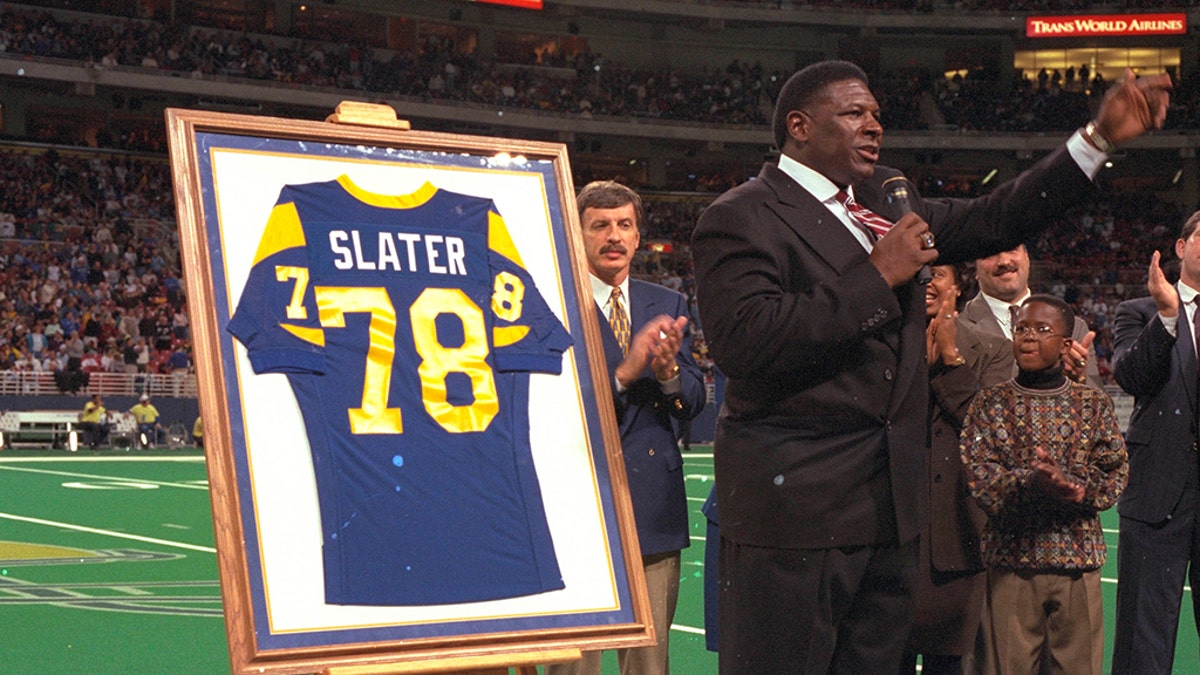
[192,415,203,449]
[78,394,109,450]
[128,393,164,447]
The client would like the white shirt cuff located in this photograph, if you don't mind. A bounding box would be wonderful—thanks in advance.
[1161,312,1178,337]
[614,373,679,394]
[1066,129,1107,180]
[657,373,682,394]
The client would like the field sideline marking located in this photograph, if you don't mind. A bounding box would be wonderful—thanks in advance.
[0,465,208,490]
[0,512,216,553]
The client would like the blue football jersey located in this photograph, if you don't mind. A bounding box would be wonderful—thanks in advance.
[227,177,573,606]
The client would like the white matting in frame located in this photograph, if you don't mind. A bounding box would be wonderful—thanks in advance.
[211,147,621,633]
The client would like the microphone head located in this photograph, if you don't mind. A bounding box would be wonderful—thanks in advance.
[882,175,909,198]
[882,174,911,211]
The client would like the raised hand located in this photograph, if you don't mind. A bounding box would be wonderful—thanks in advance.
[1062,331,1093,384]
[928,293,960,366]
[1094,68,1172,145]
[1147,250,1179,318]
[616,314,688,387]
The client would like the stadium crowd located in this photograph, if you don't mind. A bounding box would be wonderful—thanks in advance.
[0,134,1176,387]
[0,147,188,387]
[2,5,1199,142]
[0,4,1191,387]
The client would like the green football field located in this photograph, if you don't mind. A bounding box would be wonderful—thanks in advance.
[0,449,1195,674]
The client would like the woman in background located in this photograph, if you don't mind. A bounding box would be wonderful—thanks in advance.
[902,263,1012,674]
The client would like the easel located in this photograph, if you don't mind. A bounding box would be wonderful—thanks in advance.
[325,100,413,130]
[316,100,584,675]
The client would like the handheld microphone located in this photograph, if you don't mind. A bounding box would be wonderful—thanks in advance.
[883,174,931,285]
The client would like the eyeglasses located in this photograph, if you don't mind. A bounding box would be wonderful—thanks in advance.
[1012,324,1068,341]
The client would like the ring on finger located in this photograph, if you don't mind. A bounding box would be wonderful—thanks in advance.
[920,232,936,249]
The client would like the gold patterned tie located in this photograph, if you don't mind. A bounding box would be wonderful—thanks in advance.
[609,287,630,356]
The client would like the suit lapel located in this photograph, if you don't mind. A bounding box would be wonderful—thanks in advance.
[962,295,1003,338]
[628,280,656,334]
[595,302,624,367]
[760,164,926,417]
[760,165,871,277]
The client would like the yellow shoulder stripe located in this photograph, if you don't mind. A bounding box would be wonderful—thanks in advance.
[281,323,325,347]
[253,202,306,266]
[493,325,530,348]
[488,211,526,268]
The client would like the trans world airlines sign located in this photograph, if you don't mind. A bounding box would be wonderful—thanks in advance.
[1027,13,1186,37]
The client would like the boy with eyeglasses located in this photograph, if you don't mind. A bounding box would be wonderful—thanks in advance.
[960,293,1128,675]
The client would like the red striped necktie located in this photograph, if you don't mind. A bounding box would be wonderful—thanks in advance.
[836,189,894,240]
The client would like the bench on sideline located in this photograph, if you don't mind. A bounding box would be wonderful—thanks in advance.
[0,410,136,449]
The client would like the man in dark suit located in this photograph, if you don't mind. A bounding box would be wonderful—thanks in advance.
[690,60,1170,674]
[961,243,1102,387]
[1110,214,1200,674]
[547,180,705,675]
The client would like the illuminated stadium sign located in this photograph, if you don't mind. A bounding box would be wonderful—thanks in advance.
[1026,13,1186,38]
[472,0,543,9]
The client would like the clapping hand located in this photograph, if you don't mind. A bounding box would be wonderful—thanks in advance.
[1031,446,1085,504]
[616,314,688,387]
[1146,250,1179,318]
[926,293,959,366]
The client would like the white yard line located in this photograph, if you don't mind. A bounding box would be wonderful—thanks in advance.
[0,465,208,490]
[0,512,216,554]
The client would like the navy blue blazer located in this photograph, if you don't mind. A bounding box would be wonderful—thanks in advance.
[1112,295,1200,524]
[597,278,706,556]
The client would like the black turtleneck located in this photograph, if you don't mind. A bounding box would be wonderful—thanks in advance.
[1015,366,1067,391]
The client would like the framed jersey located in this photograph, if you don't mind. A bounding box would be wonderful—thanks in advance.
[166,105,651,674]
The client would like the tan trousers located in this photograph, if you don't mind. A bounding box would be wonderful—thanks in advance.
[545,551,680,675]
[981,568,1103,675]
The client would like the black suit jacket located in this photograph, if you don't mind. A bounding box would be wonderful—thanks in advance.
[1112,295,1200,524]
[598,278,706,556]
[691,147,1095,549]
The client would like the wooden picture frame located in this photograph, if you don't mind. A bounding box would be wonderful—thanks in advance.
[165,105,652,674]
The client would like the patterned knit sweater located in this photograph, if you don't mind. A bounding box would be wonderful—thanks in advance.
[960,377,1128,571]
